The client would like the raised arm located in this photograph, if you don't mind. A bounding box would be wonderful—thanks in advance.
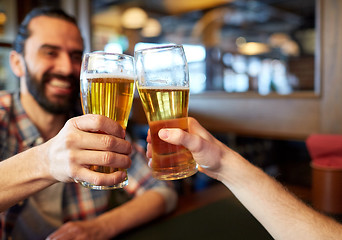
[0,114,131,212]
[46,142,177,240]
[147,117,342,240]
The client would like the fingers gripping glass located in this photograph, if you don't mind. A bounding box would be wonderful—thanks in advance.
[135,45,198,180]
[79,51,135,190]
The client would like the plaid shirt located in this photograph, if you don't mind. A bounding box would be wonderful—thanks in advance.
[0,91,176,240]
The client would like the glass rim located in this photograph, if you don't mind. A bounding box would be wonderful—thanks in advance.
[134,44,184,55]
[84,51,134,60]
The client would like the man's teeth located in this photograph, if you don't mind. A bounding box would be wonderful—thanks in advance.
[50,80,71,88]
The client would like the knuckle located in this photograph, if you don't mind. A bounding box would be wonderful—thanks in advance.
[67,150,78,164]
[101,151,112,165]
[66,153,80,177]
[192,136,205,153]
[102,135,115,149]
[64,118,74,127]
[86,114,103,129]
[91,174,101,186]
[63,132,77,149]
[92,114,103,127]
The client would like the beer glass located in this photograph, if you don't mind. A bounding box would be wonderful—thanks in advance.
[79,51,135,189]
[135,44,198,180]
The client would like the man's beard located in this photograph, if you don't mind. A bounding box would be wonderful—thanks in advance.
[25,68,80,115]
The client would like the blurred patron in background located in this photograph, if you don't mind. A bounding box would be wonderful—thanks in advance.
[0,7,177,240]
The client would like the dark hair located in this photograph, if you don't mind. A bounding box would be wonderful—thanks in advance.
[13,7,79,54]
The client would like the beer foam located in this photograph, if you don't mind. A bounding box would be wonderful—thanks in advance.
[137,85,189,90]
[83,73,134,80]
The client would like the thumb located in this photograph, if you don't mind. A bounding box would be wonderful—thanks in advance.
[158,128,222,170]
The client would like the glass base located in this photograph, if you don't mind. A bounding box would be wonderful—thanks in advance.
[78,178,128,190]
[152,164,198,180]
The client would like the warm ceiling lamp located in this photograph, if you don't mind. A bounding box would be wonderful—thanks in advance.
[141,18,162,38]
[121,7,148,29]
[238,42,270,55]
[269,33,290,48]
[0,12,7,25]
[164,0,233,14]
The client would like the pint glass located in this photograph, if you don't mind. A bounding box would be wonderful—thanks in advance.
[79,52,135,189]
[135,45,198,180]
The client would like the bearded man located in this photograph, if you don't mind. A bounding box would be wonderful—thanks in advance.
[0,7,177,240]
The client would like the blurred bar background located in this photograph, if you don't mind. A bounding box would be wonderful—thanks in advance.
[1,0,342,218]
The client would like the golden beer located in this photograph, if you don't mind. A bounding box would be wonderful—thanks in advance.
[81,75,135,128]
[138,86,197,180]
[80,75,135,189]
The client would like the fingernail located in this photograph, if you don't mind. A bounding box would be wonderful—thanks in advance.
[159,129,169,139]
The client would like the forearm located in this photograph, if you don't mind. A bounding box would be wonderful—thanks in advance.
[219,151,342,240]
[93,190,166,238]
[0,145,55,211]
[152,121,342,239]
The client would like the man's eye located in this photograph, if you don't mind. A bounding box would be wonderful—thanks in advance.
[43,50,58,57]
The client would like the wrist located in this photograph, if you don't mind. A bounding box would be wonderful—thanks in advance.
[217,148,250,189]
[34,143,57,184]
[91,214,119,239]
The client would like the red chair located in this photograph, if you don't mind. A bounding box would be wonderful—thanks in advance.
[306,134,342,214]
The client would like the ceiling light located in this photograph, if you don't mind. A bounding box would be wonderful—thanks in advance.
[121,7,148,29]
[0,12,7,25]
[141,18,162,38]
[238,42,270,55]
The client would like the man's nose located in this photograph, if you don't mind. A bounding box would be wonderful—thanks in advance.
[54,52,74,75]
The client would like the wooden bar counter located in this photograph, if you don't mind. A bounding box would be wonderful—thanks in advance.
[116,182,312,240]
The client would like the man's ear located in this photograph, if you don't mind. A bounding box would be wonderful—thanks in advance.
[9,50,25,77]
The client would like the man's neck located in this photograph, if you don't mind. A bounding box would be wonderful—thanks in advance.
[20,93,67,141]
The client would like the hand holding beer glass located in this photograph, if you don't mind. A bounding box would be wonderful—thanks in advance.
[135,45,198,180]
[79,52,135,189]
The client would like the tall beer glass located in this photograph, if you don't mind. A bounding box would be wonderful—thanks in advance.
[135,45,198,180]
[79,51,135,189]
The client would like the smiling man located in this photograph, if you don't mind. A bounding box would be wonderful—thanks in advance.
[0,7,177,240]
[10,12,84,140]
[21,21,82,113]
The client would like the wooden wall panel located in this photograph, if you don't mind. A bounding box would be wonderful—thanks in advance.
[320,0,342,134]
[189,93,320,140]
